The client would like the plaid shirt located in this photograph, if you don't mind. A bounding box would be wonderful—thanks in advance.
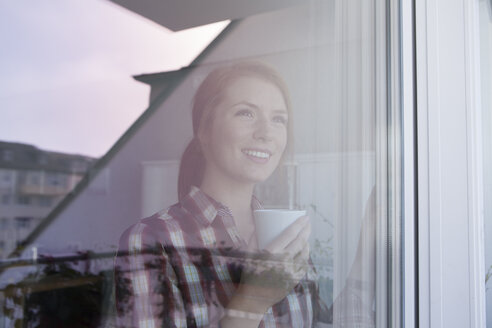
[114,186,318,328]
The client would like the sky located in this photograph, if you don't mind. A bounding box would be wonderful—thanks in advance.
[0,0,228,158]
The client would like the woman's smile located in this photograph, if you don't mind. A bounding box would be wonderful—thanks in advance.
[241,148,272,162]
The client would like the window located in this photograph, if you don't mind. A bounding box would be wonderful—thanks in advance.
[47,174,59,186]
[0,1,399,326]
[46,173,67,187]
[38,196,53,207]
[71,161,86,172]
[30,173,40,185]
[17,196,30,205]
[15,217,32,229]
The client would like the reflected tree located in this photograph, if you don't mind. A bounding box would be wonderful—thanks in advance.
[2,259,111,327]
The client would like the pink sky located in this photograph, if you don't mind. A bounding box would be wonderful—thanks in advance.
[0,0,227,158]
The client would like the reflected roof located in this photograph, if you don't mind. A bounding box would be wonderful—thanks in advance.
[7,20,238,259]
[109,0,302,31]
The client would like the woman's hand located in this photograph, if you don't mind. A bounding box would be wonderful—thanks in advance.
[227,215,311,314]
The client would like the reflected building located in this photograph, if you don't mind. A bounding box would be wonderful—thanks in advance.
[0,141,95,258]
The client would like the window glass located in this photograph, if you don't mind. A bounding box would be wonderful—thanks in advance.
[479,0,492,326]
[15,217,32,230]
[0,1,397,327]
[16,196,30,206]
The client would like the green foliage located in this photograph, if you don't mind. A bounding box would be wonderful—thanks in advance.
[313,239,333,259]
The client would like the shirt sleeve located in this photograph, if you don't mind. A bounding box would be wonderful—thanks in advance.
[114,222,188,328]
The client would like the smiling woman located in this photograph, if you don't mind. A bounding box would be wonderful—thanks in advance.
[114,59,381,328]
[115,62,319,328]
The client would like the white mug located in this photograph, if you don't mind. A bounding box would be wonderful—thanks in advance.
[253,209,307,249]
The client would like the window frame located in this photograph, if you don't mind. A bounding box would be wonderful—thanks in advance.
[412,0,486,326]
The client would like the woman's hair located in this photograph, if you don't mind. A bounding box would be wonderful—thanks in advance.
[177,61,293,201]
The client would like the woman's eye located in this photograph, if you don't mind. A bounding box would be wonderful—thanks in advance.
[273,116,287,125]
[235,109,254,118]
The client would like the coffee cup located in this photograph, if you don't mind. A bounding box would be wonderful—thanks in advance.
[253,209,307,249]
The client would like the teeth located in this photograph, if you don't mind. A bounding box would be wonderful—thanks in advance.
[243,150,270,159]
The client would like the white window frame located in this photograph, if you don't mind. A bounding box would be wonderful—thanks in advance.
[401,0,417,327]
[409,0,487,326]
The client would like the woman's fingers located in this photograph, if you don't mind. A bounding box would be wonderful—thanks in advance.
[294,241,310,261]
[284,221,311,256]
[241,215,311,292]
[265,215,310,252]
[270,227,311,277]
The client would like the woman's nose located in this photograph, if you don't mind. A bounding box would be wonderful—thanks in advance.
[253,118,273,141]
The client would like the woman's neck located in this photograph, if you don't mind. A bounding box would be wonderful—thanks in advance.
[200,177,254,214]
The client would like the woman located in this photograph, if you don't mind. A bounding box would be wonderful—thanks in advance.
[115,62,317,328]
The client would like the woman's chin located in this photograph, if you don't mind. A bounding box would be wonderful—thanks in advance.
[241,170,276,185]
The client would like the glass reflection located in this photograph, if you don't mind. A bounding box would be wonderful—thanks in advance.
[0,1,387,327]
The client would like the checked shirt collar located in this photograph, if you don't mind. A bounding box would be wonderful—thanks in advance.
[180,186,262,249]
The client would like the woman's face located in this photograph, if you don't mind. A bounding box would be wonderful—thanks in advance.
[200,76,288,186]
